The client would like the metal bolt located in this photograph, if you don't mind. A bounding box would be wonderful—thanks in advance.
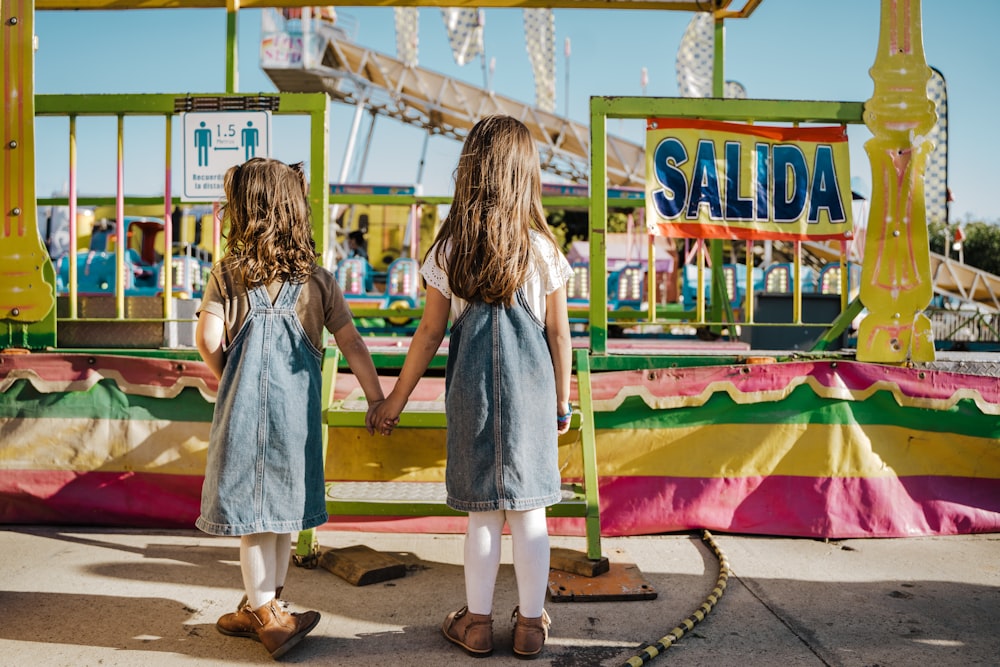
[8,17,18,25]
[11,308,19,317]
[7,140,16,149]
[892,230,900,237]
[11,207,20,216]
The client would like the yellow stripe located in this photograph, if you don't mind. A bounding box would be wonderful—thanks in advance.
[327,428,447,481]
[323,423,999,481]
[590,423,1000,479]
[0,418,208,475]
[10,419,995,482]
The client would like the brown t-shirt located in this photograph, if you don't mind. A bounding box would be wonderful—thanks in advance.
[197,260,354,351]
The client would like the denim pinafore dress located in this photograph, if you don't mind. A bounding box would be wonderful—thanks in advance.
[444,289,562,512]
[196,281,328,536]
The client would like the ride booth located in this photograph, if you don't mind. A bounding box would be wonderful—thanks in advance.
[2,3,999,569]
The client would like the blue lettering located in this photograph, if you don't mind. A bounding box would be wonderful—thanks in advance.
[808,144,846,223]
[686,140,723,220]
[755,143,770,222]
[651,138,688,220]
[772,145,807,223]
[724,141,754,221]
[648,134,847,228]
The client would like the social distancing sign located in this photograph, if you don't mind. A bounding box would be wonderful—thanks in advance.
[182,111,271,201]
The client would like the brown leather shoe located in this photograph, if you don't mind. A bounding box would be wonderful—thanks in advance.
[441,606,493,657]
[216,587,284,640]
[511,607,551,659]
[247,598,320,659]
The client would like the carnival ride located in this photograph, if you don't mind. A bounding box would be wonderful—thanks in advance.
[53,216,213,299]
[263,9,1000,348]
[2,0,999,575]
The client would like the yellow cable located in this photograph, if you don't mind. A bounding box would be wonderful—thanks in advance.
[621,530,731,666]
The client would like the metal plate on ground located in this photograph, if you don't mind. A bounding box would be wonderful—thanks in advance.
[548,562,657,602]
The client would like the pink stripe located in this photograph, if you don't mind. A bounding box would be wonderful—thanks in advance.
[598,475,1000,539]
[587,361,1000,406]
[0,470,202,528]
[0,352,217,390]
[6,467,997,539]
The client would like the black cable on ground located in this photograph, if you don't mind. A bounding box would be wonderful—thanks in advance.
[620,529,731,666]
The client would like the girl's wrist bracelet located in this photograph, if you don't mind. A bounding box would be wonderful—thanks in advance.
[557,408,573,426]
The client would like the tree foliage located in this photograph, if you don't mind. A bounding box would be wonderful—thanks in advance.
[927,220,1000,275]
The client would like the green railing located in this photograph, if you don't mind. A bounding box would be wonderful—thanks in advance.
[34,92,328,344]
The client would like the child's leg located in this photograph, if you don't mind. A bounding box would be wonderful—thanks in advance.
[273,532,292,594]
[464,510,506,615]
[240,532,278,609]
[506,508,550,618]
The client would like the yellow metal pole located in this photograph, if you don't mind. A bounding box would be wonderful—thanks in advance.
[115,114,125,319]
[647,235,655,322]
[696,240,705,323]
[163,115,173,319]
[68,115,78,319]
[792,241,801,324]
[858,0,935,363]
[1,0,56,348]
[839,240,847,312]
[745,240,754,324]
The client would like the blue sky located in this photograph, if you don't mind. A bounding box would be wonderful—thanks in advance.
[33,0,1000,222]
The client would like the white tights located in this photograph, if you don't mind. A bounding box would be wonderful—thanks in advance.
[464,508,550,618]
[239,532,292,609]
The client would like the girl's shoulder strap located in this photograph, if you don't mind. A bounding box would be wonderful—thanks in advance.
[246,283,272,309]
[272,279,305,308]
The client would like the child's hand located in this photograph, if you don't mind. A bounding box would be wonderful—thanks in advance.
[368,393,403,436]
[556,403,573,435]
[364,399,385,436]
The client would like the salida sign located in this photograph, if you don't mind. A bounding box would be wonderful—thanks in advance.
[645,119,853,241]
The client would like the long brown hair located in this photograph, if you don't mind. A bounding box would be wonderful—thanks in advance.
[220,157,316,286]
[431,115,557,306]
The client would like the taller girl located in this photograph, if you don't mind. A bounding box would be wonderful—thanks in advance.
[370,115,574,659]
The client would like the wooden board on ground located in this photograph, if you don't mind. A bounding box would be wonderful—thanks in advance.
[550,547,610,577]
[319,544,407,586]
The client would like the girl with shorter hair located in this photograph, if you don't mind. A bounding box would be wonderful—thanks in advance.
[195,158,384,659]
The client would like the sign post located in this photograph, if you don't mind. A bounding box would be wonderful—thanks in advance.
[182,111,271,201]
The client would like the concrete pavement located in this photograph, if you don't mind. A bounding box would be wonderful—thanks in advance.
[1,526,997,666]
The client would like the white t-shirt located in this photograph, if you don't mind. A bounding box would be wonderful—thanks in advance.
[420,230,573,322]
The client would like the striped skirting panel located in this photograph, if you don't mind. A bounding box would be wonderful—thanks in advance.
[2,353,998,538]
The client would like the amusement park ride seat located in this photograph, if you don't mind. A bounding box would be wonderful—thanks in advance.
[294,347,603,566]
[762,263,819,294]
[335,256,422,325]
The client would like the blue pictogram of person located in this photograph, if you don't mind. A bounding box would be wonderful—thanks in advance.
[241,121,260,161]
[195,121,212,167]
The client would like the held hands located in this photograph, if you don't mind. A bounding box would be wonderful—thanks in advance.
[366,392,403,436]
[364,399,385,436]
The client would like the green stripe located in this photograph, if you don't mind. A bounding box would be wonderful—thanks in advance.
[4,378,995,440]
[596,385,1000,439]
[0,379,214,422]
